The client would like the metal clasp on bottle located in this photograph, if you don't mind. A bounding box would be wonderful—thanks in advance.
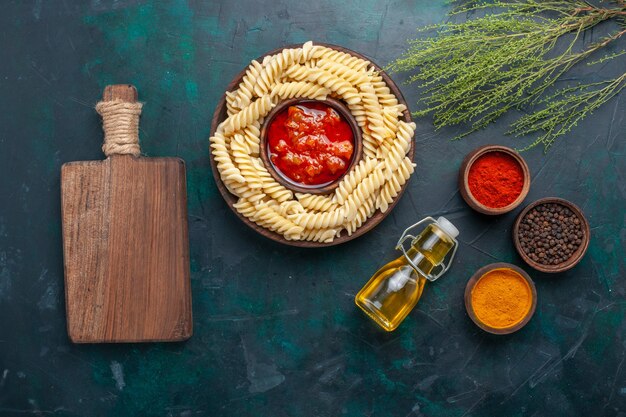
[395,217,458,282]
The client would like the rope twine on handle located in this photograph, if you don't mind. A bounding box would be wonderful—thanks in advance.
[95,100,143,157]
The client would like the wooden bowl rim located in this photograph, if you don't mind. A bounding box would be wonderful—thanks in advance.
[464,262,537,335]
[208,43,414,248]
[512,197,590,273]
[458,145,531,215]
[258,97,363,195]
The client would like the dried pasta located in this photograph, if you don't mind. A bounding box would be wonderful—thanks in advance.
[296,193,338,213]
[210,41,415,243]
[270,82,330,101]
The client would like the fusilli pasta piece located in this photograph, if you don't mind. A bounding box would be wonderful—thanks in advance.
[376,157,416,213]
[225,91,240,116]
[210,130,245,184]
[301,228,339,243]
[291,207,347,229]
[223,95,274,136]
[345,195,376,236]
[253,48,303,97]
[242,121,261,157]
[253,202,304,240]
[333,158,379,205]
[285,66,361,105]
[231,133,263,189]
[317,59,371,85]
[311,47,370,72]
[277,200,306,217]
[270,82,330,101]
[360,83,387,144]
[380,121,415,179]
[296,193,338,212]
[234,59,263,109]
[344,166,386,222]
[252,158,294,203]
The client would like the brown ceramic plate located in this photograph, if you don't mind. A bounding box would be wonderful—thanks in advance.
[259,97,363,195]
[464,262,537,335]
[513,197,590,273]
[458,145,530,215]
[209,43,414,247]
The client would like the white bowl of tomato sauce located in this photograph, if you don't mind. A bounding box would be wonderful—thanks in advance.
[260,98,362,194]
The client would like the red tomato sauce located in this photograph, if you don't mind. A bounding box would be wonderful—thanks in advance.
[267,102,354,186]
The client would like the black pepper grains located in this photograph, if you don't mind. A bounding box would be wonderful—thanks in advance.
[518,203,584,266]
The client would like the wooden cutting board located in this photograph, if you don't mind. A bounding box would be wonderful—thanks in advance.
[61,85,192,343]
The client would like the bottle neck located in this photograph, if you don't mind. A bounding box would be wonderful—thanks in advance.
[407,251,434,278]
[407,225,454,278]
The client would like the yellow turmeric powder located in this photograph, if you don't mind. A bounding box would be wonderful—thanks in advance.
[471,268,532,329]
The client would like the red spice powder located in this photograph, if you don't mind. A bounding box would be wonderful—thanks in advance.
[468,151,524,208]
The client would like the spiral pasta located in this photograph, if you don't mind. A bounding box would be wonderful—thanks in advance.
[270,82,330,101]
[222,95,274,136]
[290,207,347,230]
[301,228,340,243]
[253,48,303,97]
[377,156,416,213]
[229,134,258,187]
[231,59,264,113]
[210,41,415,243]
[317,59,372,86]
[346,195,376,236]
[296,193,338,213]
[253,201,304,240]
[210,130,245,184]
[253,158,293,203]
[333,158,379,205]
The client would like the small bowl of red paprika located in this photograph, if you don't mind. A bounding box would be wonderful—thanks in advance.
[459,145,530,215]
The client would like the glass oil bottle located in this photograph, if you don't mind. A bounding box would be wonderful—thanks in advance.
[355,217,459,332]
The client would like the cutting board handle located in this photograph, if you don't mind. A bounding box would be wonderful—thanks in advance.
[103,84,138,103]
[96,84,143,158]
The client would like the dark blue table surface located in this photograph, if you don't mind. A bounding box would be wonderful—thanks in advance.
[0,1,625,416]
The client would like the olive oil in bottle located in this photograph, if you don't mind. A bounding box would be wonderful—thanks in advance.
[355,217,459,331]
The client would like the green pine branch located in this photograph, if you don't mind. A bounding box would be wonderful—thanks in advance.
[389,0,626,151]
[509,73,626,151]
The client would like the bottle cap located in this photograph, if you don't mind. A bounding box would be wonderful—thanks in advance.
[436,216,459,239]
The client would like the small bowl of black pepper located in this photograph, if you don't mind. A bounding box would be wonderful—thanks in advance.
[513,197,590,273]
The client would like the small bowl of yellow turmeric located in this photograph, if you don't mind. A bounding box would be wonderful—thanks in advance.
[464,263,536,335]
